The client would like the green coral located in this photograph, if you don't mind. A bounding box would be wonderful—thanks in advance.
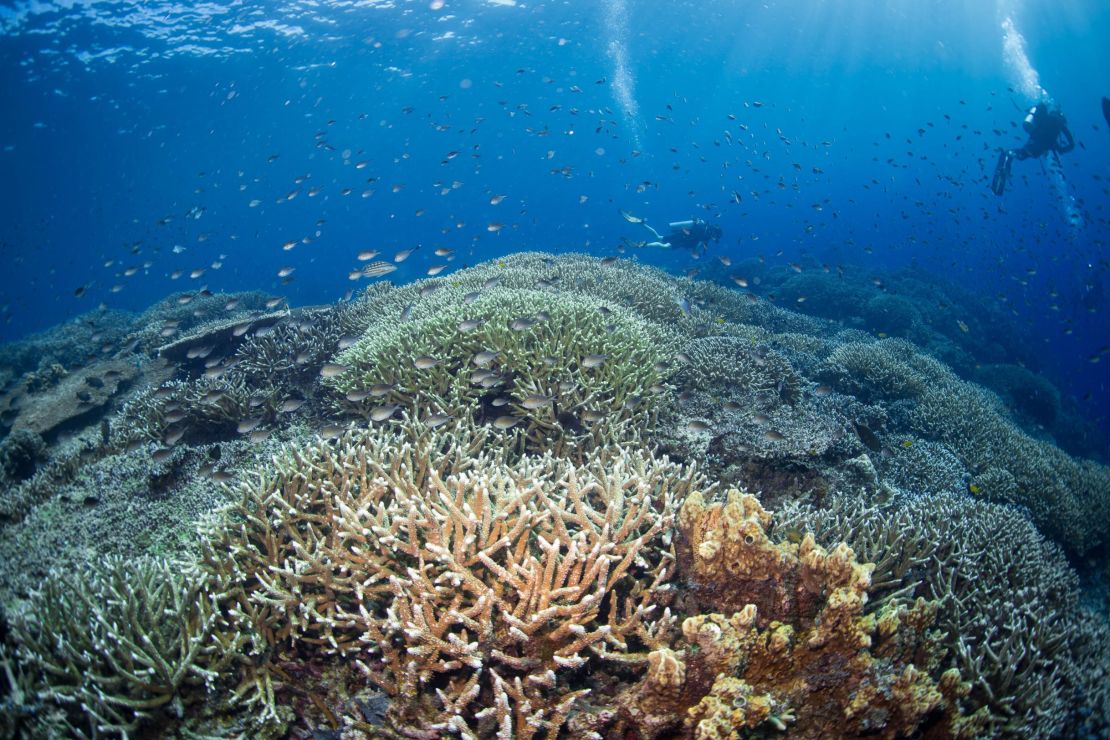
[8,556,275,738]
[330,286,678,455]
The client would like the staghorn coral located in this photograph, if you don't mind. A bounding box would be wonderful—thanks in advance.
[329,286,678,456]
[774,491,1110,737]
[610,488,981,739]
[7,555,279,739]
[204,424,700,738]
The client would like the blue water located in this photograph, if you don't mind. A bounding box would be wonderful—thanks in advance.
[1,0,1108,444]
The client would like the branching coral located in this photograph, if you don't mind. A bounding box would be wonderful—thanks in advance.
[329,287,677,456]
[8,556,277,738]
[204,424,700,738]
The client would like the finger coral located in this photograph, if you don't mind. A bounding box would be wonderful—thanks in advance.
[8,556,276,738]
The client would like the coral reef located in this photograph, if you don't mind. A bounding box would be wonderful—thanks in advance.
[818,337,1110,554]
[775,491,1110,737]
[329,285,677,456]
[611,488,980,738]
[0,251,1107,739]
[204,424,698,737]
[7,556,279,738]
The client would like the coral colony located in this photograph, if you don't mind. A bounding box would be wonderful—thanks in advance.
[1,253,1107,737]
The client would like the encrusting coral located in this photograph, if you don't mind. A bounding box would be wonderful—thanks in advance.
[608,488,984,739]
[203,423,699,738]
[775,491,1110,738]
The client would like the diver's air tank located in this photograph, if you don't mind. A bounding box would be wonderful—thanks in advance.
[668,220,695,230]
[1023,105,1038,133]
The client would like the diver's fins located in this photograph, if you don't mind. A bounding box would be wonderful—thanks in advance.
[1103,96,1110,129]
[991,149,1011,196]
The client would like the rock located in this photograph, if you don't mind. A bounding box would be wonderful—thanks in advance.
[7,358,138,441]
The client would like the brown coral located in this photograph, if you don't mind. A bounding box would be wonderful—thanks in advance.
[612,488,979,739]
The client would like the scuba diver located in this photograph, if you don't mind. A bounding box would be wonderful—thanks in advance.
[640,218,723,257]
[992,102,1075,196]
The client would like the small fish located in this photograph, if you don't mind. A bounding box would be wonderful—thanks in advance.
[489,194,507,205]
[237,417,264,434]
[814,384,833,397]
[163,427,185,446]
[763,430,785,441]
[346,389,372,402]
[320,363,350,378]
[280,398,306,413]
[369,383,396,397]
[751,413,771,425]
[491,396,512,407]
[399,303,414,321]
[414,355,440,370]
[487,222,504,233]
[493,415,521,430]
[687,420,712,433]
[419,283,442,297]
[434,247,454,257]
[731,275,749,288]
[249,429,271,443]
[472,350,500,367]
[424,412,452,428]
[676,297,692,316]
[582,409,606,423]
[427,265,447,276]
[582,354,607,369]
[393,248,417,262]
[277,266,295,278]
[371,404,399,422]
[361,261,398,278]
[338,335,359,350]
[510,316,536,331]
[521,394,554,410]
[357,250,380,261]
[319,425,347,440]
[152,447,174,463]
[458,318,484,332]
[463,291,482,304]
[620,209,644,224]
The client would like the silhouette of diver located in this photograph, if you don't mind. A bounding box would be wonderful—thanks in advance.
[992,102,1075,196]
[640,218,723,257]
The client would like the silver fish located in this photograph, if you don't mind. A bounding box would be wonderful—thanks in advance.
[493,415,521,430]
[371,404,399,422]
[521,394,554,410]
[473,350,500,367]
[361,261,398,278]
[414,356,440,370]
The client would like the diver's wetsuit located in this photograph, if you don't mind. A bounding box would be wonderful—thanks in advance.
[641,218,723,257]
[665,220,722,256]
[992,104,1075,195]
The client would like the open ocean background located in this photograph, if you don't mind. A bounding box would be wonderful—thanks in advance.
[1,0,1107,453]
